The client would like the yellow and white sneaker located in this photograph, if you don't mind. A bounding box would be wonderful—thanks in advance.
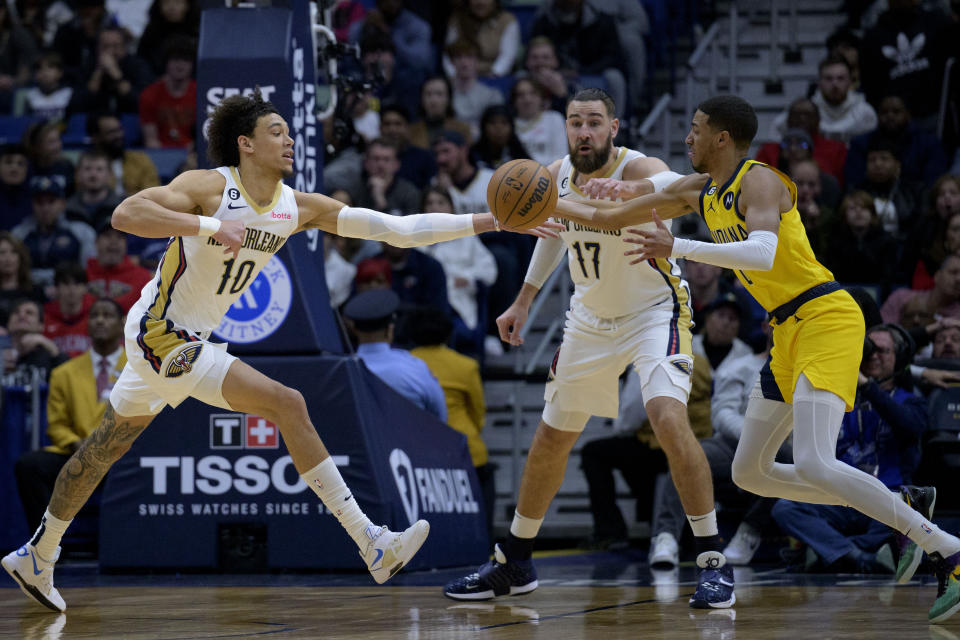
[2,544,66,612]
[361,520,430,584]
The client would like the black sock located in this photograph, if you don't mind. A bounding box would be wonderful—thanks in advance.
[502,533,535,561]
[695,534,724,557]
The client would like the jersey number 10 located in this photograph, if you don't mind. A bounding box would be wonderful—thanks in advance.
[217,258,256,295]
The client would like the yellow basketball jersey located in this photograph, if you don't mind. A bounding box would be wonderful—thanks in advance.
[698,159,834,311]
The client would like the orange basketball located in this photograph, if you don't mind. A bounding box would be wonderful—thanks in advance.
[486,159,558,231]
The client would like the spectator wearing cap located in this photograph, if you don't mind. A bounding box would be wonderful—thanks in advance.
[65,149,124,228]
[14,297,125,532]
[2,298,68,379]
[326,138,421,216]
[851,135,923,239]
[694,292,753,373]
[445,39,505,141]
[43,261,96,358]
[12,176,96,288]
[0,143,32,230]
[408,75,473,150]
[343,289,447,421]
[68,25,154,115]
[139,36,197,150]
[85,219,152,312]
[761,98,848,185]
[88,111,160,196]
[379,104,437,190]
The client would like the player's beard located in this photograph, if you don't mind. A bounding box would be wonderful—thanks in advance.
[569,132,613,174]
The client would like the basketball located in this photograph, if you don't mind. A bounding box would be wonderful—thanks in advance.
[486,159,558,231]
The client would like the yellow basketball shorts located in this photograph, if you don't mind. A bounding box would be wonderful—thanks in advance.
[760,289,865,411]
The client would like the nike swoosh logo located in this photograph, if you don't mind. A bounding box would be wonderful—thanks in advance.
[689,516,708,522]
[227,203,245,210]
[371,548,384,568]
[30,551,43,576]
[718,579,734,587]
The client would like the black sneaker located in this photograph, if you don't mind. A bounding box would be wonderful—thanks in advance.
[443,544,538,601]
[895,485,936,584]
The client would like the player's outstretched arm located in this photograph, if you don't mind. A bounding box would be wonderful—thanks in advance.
[581,156,680,201]
[294,191,561,248]
[112,169,245,256]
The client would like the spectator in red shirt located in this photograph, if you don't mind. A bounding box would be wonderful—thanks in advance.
[43,262,95,358]
[85,218,152,311]
[756,97,848,186]
[138,36,196,149]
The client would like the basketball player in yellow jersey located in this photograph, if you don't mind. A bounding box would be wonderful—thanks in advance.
[553,95,960,624]
[1,89,560,613]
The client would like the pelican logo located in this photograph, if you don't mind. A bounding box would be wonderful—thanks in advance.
[166,344,203,378]
[723,192,734,209]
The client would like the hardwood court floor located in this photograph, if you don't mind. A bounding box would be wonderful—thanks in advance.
[2,555,958,639]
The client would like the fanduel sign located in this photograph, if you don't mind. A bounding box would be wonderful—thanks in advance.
[389,448,479,525]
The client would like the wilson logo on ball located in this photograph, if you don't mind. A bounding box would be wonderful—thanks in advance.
[515,176,551,219]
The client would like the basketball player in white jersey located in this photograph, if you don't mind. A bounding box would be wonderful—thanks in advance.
[2,90,561,613]
[444,88,735,609]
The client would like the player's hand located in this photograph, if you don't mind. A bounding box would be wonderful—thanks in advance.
[215,219,246,258]
[496,303,529,346]
[583,178,628,201]
[511,220,565,239]
[623,210,674,263]
[921,368,960,388]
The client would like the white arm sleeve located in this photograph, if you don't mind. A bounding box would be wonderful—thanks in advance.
[336,206,476,248]
[671,230,778,271]
[647,171,685,192]
[523,233,567,289]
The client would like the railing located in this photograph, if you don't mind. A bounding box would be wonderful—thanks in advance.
[767,0,801,93]
[637,93,674,162]
[939,57,956,141]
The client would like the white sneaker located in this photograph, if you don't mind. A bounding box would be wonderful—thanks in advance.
[649,532,679,568]
[722,522,762,566]
[360,520,430,584]
[2,544,66,612]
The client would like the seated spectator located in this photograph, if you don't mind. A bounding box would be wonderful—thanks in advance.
[0,2,39,112]
[853,136,923,239]
[323,232,355,309]
[593,0,649,116]
[44,261,95,358]
[85,219,152,311]
[916,321,960,374]
[693,293,753,373]
[23,51,73,122]
[470,105,529,171]
[881,254,960,332]
[531,0,628,120]
[12,176,96,287]
[758,98,847,185]
[354,255,392,292]
[521,36,577,114]
[88,111,160,195]
[349,0,433,78]
[442,0,520,78]
[2,298,67,381]
[379,103,436,190]
[651,326,780,567]
[348,88,380,144]
[845,95,947,191]
[327,138,421,216]
[342,288,447,421]
[773,56,877,144]
[684,259,756,343]
[790,159,834,259]
[903,175,960,289]
[417,187,497,354]
[512,77,567,166]
[580,354,712,553]
[826,26,861,89]
[24,120,74,196]
[779,133,842,210]
[375,242,449,317]
[68,25,153,115]
[359,32,421,124]
[447,39,505,140]
[14,297,125,531]
[408,76,473,150]
[65,149,123,227]
[0,232,45,326]
[772,323,926,574]
[332,0,365,43]
[138,36,196,150]
[321,115,364,196]
[824,191,897,285]
[52,0,110,88]
[0,143,32,229]
[136,0,199,76]
[408,306,494,536]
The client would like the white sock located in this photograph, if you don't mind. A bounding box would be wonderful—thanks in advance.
[687,510,719,538]
[30,510,71,561]
[509,511,544,539]
[905,511,960,558]
[302,458,375,550]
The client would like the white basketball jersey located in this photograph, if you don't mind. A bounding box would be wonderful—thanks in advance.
[132,167,299,332]
[556,147,689,318]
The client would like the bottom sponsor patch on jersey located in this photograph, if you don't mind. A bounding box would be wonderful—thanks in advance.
[165,343,203,378]
[670,358,693,375]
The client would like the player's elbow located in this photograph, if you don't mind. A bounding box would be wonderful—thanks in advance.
[111,197,138,233]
